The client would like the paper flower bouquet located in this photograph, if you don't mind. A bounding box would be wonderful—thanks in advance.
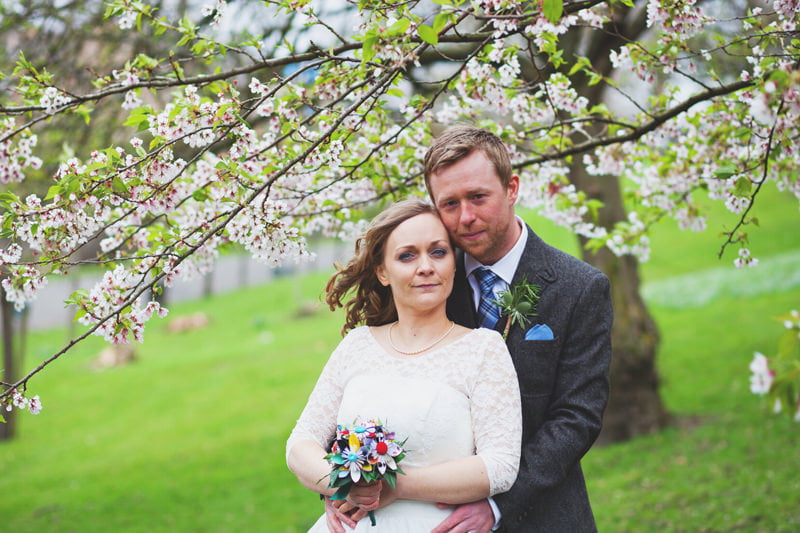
[324,418,406,525]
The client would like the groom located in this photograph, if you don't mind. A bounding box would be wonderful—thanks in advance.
[425,125,613,532]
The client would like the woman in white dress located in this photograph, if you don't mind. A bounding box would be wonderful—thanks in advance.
[286,199,521,532]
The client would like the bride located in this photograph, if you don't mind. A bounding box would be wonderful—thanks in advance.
[286,199,521,532]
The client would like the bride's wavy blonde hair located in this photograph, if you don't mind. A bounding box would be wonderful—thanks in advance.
[325,198,440,335]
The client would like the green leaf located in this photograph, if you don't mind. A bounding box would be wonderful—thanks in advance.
[362,34,378,62]
[192,189,209,202]
[149,136,166,150]
[542,0,563,24]
[105,146,121,164]
[386,18,411,36]
[491,276,541,338]
[417,24,439,45]
[733,177,752,197]
[433,12,451,33]
[124,106,153,132]
[768,69,789,89]
[112,177,128,195]
[73,105,92,124]
[777,328,798,359]
[714,164,737,180]
[568,56,590,77]
[0,192,21,209]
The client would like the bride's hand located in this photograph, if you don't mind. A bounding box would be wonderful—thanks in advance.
[324,497,366,533]
[375,479,397,508]
[347,480,382,511]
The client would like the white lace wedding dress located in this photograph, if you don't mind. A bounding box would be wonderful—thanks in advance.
[286,326,521,532]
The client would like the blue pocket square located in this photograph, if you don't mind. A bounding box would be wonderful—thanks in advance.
[525,324,554,341]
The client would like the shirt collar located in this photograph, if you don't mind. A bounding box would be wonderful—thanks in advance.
[464,217,527,284]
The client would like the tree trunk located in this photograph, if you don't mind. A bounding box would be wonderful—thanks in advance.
[1,280,16,441]
[570,171,671,445]
[561,5,670,444]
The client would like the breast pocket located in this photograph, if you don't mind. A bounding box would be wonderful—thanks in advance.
[513,340,559,400]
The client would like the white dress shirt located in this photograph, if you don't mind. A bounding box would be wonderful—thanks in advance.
[464,218,528,309]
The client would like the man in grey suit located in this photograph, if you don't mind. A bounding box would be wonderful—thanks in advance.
[426,126,613,533]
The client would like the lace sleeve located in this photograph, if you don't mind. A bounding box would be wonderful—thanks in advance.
[285,331,351,462]
[469,330,522,495]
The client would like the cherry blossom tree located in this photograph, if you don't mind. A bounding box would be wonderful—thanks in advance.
[1,0,799,437]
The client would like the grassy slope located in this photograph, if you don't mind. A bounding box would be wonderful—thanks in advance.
[2,271,342,532]
[1,184,798,531]
[585,183,800,531]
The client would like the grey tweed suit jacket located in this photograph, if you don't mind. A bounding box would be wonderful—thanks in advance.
[447,224,613,532]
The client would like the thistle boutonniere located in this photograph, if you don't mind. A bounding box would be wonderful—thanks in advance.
[492,276,541,339]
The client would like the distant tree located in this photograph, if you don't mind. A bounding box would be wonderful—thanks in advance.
[1,0,798,436]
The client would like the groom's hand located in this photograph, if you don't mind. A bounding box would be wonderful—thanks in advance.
[324,497,366,533]
[347,480,382,511]
[431,499,494,533]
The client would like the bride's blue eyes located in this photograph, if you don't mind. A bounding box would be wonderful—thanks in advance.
[398,248,448,262]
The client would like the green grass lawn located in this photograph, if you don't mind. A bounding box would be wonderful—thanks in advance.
[2,183,799,531]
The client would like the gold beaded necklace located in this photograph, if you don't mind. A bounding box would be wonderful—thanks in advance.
[387,320,455,355]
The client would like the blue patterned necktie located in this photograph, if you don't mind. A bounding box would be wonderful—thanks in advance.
[474,267,502,329]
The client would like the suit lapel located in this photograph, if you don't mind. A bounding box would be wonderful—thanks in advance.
[512,224,557,287]
[448,249,477,328]
[505,224,557,339]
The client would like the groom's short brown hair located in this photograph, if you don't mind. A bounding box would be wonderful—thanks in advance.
[423,125,513,196]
